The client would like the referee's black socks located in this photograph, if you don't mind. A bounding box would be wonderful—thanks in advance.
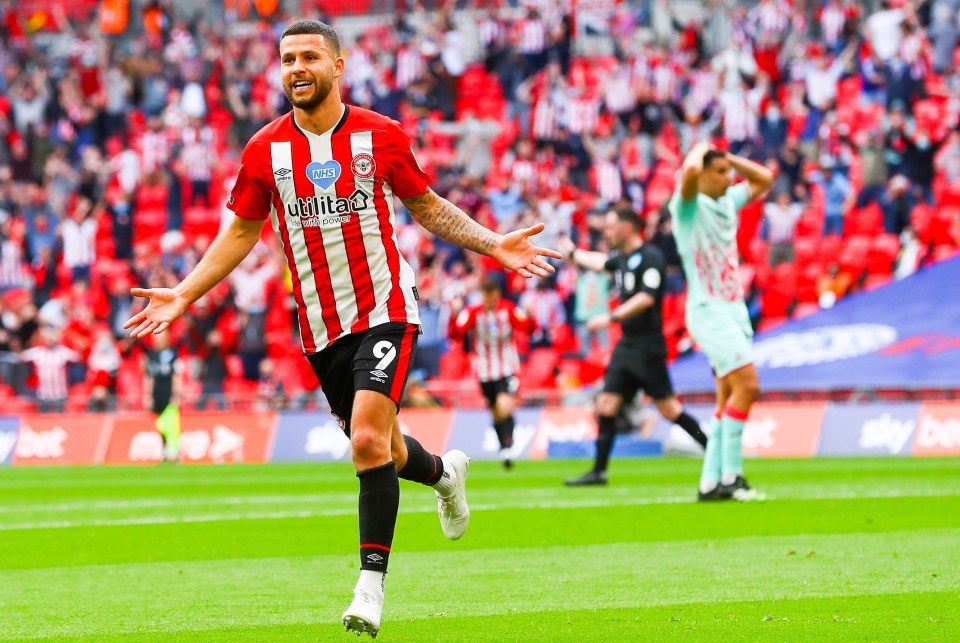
[673,411,708,448]
[594,415,617,473]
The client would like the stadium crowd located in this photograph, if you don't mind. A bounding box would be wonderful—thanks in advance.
[0,0,958,412]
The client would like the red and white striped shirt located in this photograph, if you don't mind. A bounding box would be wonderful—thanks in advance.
[451,300,532,382]
[820,3,847,48]
[228,106,427,354]
[21,345,81,401]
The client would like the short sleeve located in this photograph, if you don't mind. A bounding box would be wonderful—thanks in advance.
[726,182,751,213]
[603,251,620,272]
[638,250,665,296]
[381,121,431,200]
[227,142,273,221]
[668,189,698,221]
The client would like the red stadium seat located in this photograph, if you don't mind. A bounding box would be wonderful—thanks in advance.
[815,235,843,265]
[519,348,560,389]
[748,237,768,265]
[866,234,901,274]
[793,237,818,266]
[844,203,883,237]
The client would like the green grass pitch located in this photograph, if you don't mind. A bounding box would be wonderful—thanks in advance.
[0,457,958,641]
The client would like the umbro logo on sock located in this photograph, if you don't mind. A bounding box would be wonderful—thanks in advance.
[366,553,384,564]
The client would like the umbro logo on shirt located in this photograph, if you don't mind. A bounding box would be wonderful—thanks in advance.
[274,168,292,180]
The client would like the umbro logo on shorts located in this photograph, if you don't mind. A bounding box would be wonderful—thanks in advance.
[371,370,388,379]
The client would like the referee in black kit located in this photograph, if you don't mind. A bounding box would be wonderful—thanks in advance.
[560,206,707,485]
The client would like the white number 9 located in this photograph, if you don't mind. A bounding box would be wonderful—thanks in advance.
[373,340,398,371]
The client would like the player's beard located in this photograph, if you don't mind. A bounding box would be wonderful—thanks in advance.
[284,73,334,111]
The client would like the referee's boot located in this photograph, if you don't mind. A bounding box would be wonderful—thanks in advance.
[564,469,608,486]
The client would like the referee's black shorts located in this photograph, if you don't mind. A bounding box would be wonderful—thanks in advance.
[602,340,675,402]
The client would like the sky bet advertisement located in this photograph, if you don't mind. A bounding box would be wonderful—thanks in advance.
[0,400,958,466]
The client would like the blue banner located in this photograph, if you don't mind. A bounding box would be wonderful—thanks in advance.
[0,416,18,465]
[446,408,542,460]
[270,411,351,462]
[671,256,960,392]
[818,403,920,457]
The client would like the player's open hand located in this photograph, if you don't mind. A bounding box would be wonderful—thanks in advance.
[123,288,190,338]
[492,223,563,279]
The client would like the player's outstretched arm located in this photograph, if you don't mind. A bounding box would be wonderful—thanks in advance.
[726,153,774,203]
[123,216,266,338]
[558,236,607,272]
[403,188,562,279]
[679,142,710,201]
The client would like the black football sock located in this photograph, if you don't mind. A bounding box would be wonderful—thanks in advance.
[397,434,444,485]
[357,461,399,572]
[674,411,708,448]
[493,417,515,449]
[594,415,617,473]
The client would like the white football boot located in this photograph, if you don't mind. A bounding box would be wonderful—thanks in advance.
[342,586,383,638]
[436,450,471,540]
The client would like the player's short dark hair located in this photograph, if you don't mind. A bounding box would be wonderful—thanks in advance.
[610,205,643,230]
[703,149,727,168]
[480,279,501,294]
[280,20,341,57]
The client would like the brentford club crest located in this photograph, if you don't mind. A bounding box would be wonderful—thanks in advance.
[350,153,376,179]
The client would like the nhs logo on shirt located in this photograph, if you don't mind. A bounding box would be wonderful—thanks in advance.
[306,160,341,190]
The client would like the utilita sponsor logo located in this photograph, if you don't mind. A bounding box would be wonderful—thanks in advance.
[0,430,17,461]
[15,426,67,459]
[533,419,594,451]
[859,414,915,454]
[916,414,960,449]
[743,416,778,449]
[284,190,369,228]
[305,422,351,459]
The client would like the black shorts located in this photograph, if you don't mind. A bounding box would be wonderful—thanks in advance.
[479,375,519,408]
[602,341,674,402]
[307,322,419,436]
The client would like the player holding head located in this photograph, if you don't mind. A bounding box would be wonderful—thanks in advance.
[668,144,773,501]
[123,19,561,638]
[560,206,707,486]
[450,279,533,469]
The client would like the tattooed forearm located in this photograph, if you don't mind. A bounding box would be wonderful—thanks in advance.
[403,189,501,255]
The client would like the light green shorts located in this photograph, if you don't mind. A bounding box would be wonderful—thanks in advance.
[686,303,754,377]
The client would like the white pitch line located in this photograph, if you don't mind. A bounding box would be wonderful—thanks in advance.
[0,488,957,532]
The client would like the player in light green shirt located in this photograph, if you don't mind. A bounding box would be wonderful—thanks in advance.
[668,144,773,502]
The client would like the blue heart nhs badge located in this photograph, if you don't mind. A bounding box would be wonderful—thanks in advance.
[305,160,341,190]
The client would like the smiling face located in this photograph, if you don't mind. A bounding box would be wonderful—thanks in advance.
[279,34,343,111]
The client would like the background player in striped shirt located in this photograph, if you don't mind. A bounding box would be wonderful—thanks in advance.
[123,19,561,639]
[669,144,774,502]
[450,279,533,469]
